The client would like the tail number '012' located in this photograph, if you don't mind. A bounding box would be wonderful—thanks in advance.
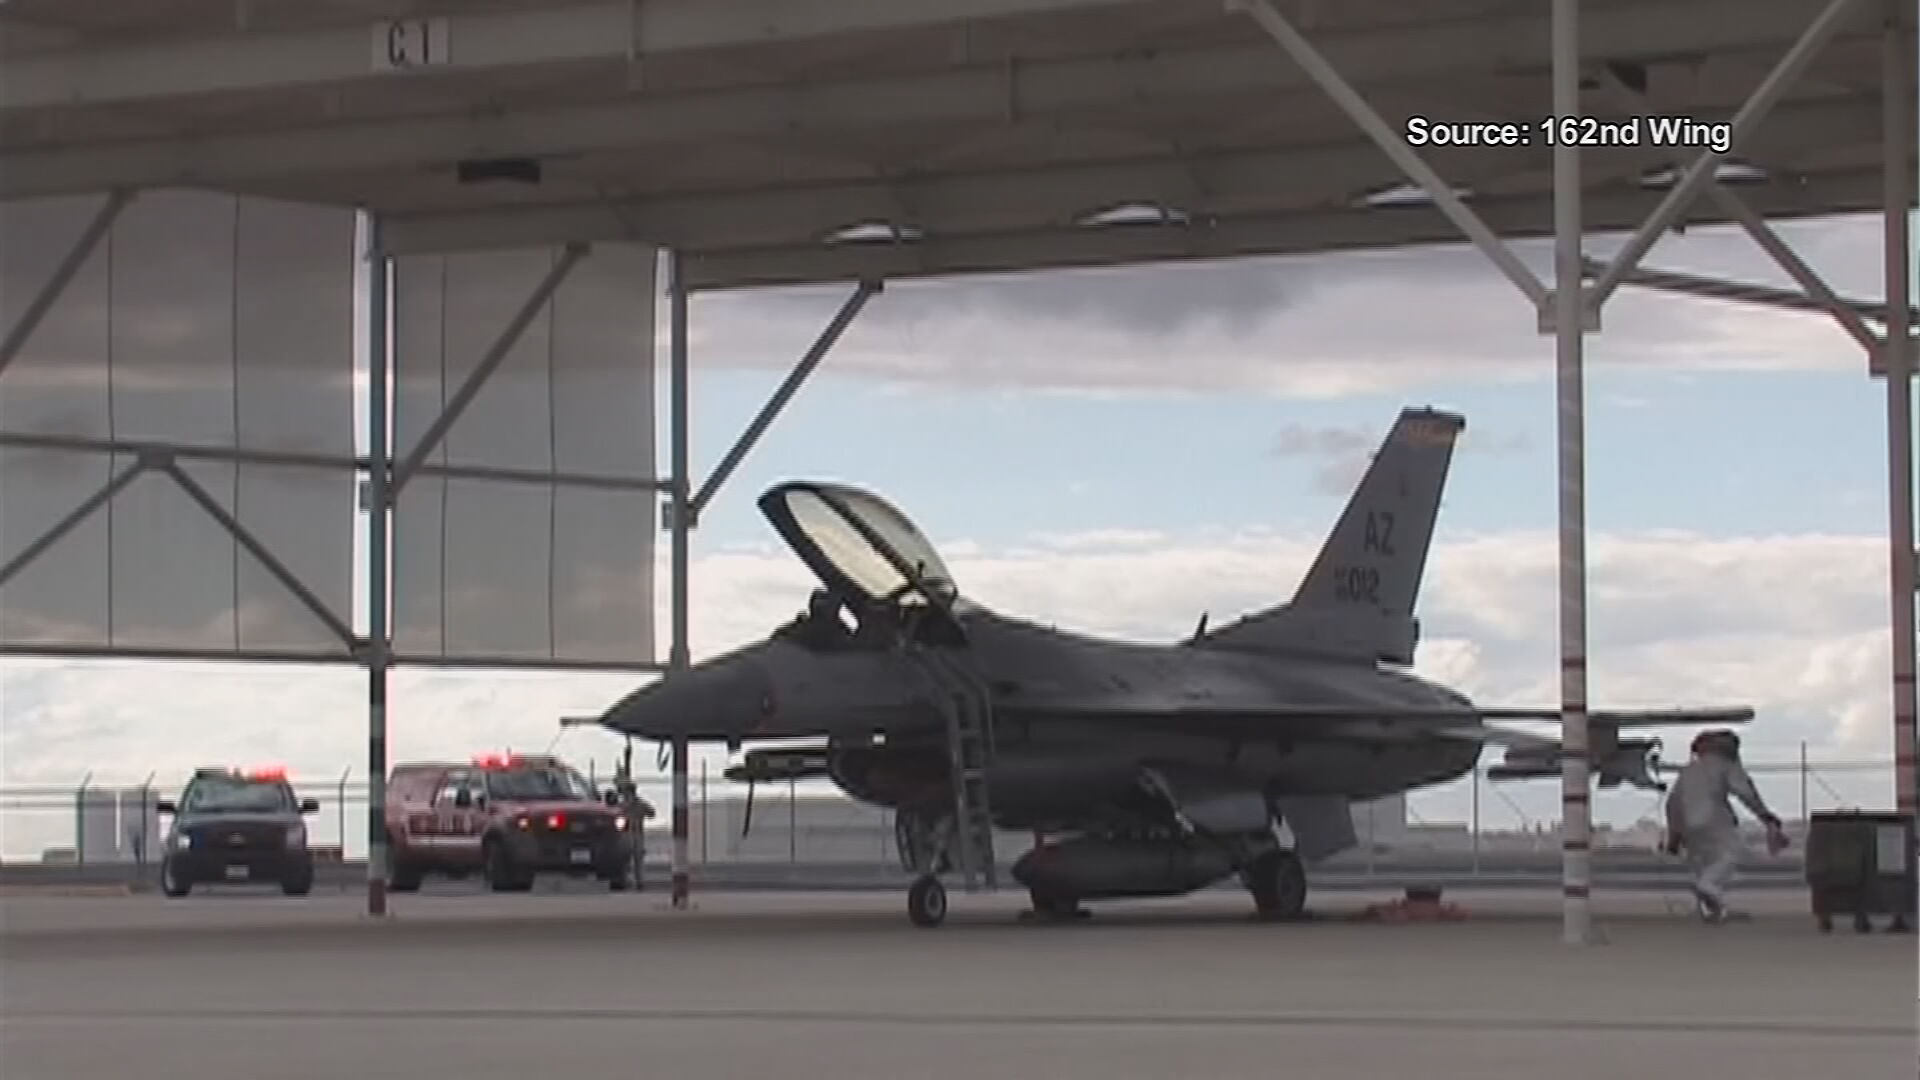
[1334,566,1381,604]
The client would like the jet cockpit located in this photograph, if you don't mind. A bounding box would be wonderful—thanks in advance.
[759,481,969,649]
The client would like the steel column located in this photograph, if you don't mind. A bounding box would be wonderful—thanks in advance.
[1550,0,1594,947]
[364,213,394,918]
[668,249,693,910]
[0,189,133,379]
[1878,6,1916,823]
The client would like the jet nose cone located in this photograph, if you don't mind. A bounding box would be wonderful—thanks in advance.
[600,650,774,740]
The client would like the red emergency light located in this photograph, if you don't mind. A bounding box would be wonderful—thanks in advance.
[246,766,288,781]
[546,813,566,830]
[473,753,525,770]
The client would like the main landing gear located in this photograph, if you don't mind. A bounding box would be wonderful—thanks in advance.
[1243,847,1309,922]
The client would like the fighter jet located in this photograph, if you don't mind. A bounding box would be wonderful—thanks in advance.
[596,407,1751,927]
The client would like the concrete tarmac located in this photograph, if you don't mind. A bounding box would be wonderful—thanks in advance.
[2,887,1912,1080]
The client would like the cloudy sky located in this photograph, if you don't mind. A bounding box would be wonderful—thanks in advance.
[1,209,1909,857]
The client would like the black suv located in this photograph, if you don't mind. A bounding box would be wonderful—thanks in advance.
[157,768,320,897]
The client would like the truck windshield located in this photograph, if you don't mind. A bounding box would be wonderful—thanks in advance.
[183,778,293,814]
[485,767,594,801]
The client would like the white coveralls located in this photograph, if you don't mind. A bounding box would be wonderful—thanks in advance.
[1664,753,1776,910]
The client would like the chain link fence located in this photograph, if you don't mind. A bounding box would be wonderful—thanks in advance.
[1,753,1894,872]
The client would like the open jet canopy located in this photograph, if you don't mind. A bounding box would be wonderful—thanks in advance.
[758,481,960,612]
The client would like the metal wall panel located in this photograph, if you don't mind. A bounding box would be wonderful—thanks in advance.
[0,195,115,645]
[390,243,656,665]
[0,190,357,657]
[232,197,357,653]
[103,190,240,650]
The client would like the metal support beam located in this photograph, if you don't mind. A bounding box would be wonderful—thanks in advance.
[0,642,355,664]
[157,460,358,648]
[0,431,668,493]
[1878,4,1917,821]
[364,213,393,919]
[0,0,1846,201]
[1549,0,1594,948]
[1587,0,1864,309]
[0,189,132,379]
[667,249,692,910]
[679,169,1884,291]
[1579,256,1913,332]
[387,243,587,498]
[0,459,147,588]
[689,278,882,514]
[1225,0,1549,309]
[0,0,1139,111]
[1591,69,1894,362]
[388,653,667,672]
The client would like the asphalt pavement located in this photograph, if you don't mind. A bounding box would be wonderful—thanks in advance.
[2,887,1911,1080]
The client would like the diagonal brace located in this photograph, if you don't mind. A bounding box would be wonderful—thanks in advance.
[1587,0,1864,309]
[389,242,588,498]
[1225,0,1548,308]
[159,459,358,648]
[1593,48,1887,361]
[0,457,148,588]
[690,278,883,515]
[0,189,134,379]
[1710,185,1886,357]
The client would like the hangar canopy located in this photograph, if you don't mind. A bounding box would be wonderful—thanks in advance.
[0,0,1904,290]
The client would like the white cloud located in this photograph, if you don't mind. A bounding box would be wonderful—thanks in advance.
[667,213,1888,396]
[2,523,1899,857]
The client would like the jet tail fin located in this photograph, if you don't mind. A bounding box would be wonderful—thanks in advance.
[1194,407,1464,665]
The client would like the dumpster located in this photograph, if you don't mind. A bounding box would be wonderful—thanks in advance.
[1804,811,1915,933]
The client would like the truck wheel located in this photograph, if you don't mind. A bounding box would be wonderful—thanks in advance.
[604,860,633,892]
[160,856,192,898]
[281,859,314,897]
[389,859,423,893]
[483,838,533,892]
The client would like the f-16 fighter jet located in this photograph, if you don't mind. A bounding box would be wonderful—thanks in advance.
[595,407,1750,926]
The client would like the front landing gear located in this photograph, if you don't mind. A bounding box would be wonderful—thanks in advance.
[908,874,949,927]
[1245,848,1308,921]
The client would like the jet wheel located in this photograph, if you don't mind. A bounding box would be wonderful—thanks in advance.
[1247,849,1308,921]
[908,875,948,928]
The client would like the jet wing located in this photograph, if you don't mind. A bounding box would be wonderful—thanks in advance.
[1018,701,1752,737]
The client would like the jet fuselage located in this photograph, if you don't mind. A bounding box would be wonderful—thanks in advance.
[602,603,1483,828]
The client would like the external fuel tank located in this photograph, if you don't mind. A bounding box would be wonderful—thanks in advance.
[1011,835,1237,900]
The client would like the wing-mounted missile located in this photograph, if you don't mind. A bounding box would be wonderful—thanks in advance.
[1488,736,1667,792]
[722,746,833,838]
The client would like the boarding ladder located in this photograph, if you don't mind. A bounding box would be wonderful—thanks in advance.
[910,646,998,890]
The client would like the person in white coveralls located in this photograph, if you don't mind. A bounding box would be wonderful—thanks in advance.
[1664,729,1789,923]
